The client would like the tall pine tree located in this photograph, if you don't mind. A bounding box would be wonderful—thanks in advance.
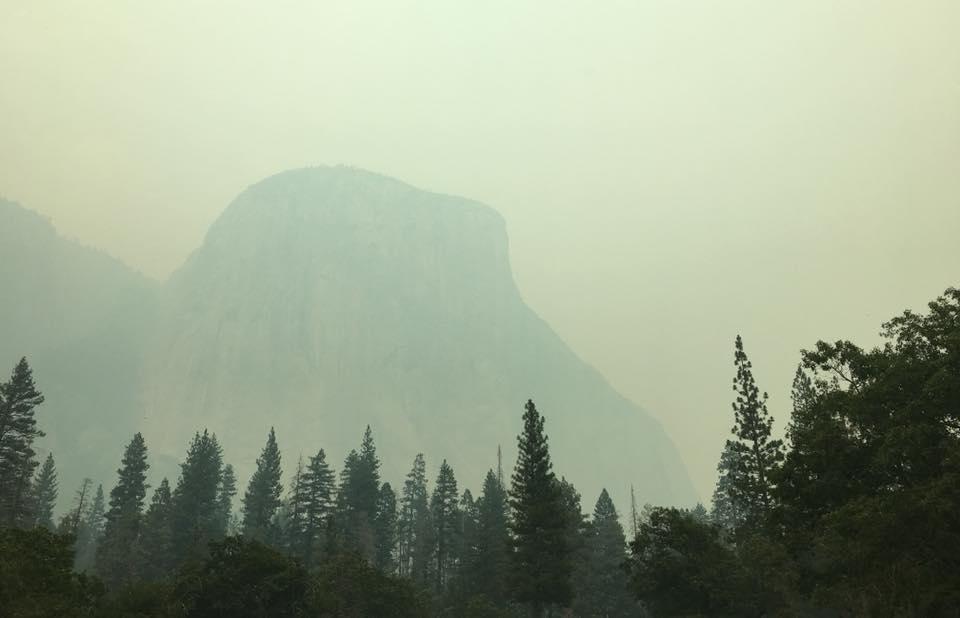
[301,448,336,567]
[431,459,459,592]
[282,456,309,555]
[242,427,283,543]
[31,452,58,530]
[215,463,237,537]
[139,478,174,581]
[509,399,572,616]
[61,478,92,537]
[96,433,150,588]
[560,478,589,612]
[456,488,478,587]
[333,449,360,552]
[74,483,105,572]
[715,335,784,529]
[335,427,382,561]
[465,469,510,607]
[374,482,398,574]
[399,453,433,583]
[170,430,225,563]
[575,489,637,617]
[0,358,45,527]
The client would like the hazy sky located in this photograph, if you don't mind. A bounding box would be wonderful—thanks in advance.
[2,1,958,501]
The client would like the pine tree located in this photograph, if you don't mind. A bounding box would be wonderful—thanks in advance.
[215,464,237,538]
[332,449,359,551]
[359,427,381,503]
[374,482,398,573]
[301,448,335,567]
[398,454,419,577]
[0,358,45,527]
[139,478,174,580]
[75,483,105,571]
[335,427,382,561]
[431,459,460,591]
[399,453,433,582]
[456,488,478,586]
[575,488,636,617]
[242,427,283,543]
[466,469,510,607]
[87,484,106,537]
[357,427,382,559]
[96,433,150,588]
[715,335,784,529]
[64,478,93,537]
[170,430,225,563]
[31,452,58,529]
[509,399,572,616]
[283,456,309,555]
[560,478,590,614]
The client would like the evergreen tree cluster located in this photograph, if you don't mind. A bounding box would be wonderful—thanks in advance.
[628,287,960,616]
[0,358,636,616]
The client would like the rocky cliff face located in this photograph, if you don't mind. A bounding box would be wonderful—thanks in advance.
[1,169,696,510]
[141,167,696,506]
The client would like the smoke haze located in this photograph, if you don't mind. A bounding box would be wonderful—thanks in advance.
[2,1,958,499]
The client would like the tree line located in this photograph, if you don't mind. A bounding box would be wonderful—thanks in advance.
[0,360,634,616]
[2,285,959,616]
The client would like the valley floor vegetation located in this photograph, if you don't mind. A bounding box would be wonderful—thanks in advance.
[0,286,958,617]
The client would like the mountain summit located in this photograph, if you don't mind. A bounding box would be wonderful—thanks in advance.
[1,168,696,508]
[143,167,695,505]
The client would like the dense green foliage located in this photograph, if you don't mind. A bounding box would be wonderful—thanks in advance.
[0,527,103,616]
[629,287,960,616]
[0,527,426,617]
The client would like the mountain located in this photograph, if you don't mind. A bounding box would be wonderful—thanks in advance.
[0,198,157,503]
[1,169,696,511]
[141,167,696,507]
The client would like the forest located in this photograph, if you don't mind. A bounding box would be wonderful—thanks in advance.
[1,286,958,617]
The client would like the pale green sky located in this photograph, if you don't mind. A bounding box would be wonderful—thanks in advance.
[2,1,958,501]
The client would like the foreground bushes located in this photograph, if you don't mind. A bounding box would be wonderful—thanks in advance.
[0,528,427,617]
